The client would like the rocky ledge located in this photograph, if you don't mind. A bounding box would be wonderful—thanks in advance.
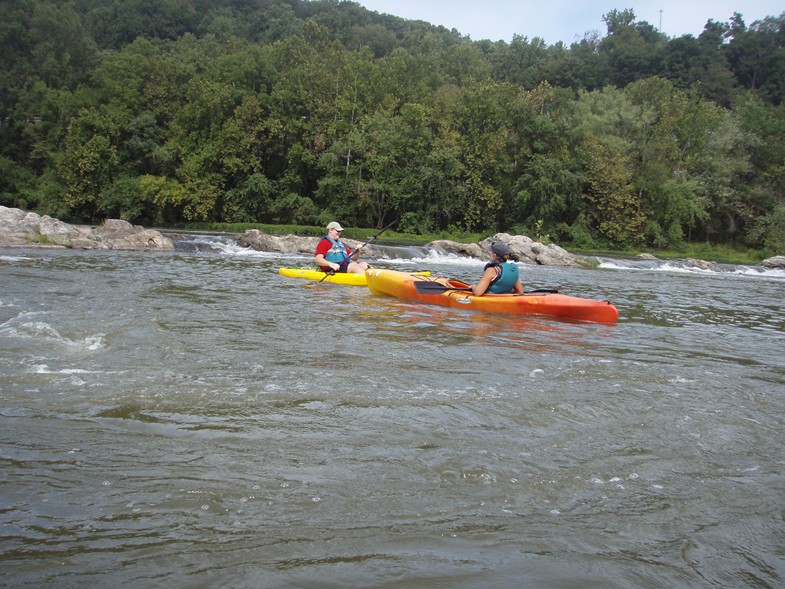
[238,228,588,267]
[0,206,174,251]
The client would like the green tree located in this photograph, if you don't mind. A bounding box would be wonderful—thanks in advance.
[580,133,646,245]
[28,1,98,89]
[734,93,785,250]
[446,79,528,232]
[58,107,122,221]
[318,103,432,227]
[625,77,751,244]
[725,13,785,105]
[87,0,198,49]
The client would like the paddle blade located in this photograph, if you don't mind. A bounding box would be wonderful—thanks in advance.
[413,281,471,294]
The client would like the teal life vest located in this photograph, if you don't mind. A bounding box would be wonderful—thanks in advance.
[323,236,351,264]
[486,261,519,294]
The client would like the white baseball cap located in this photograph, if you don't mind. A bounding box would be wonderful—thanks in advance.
[326,221,344,231]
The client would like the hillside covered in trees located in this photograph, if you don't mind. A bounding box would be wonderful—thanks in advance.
[1,0,784,252]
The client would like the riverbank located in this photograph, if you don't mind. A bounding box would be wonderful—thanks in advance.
[2,207,780,268]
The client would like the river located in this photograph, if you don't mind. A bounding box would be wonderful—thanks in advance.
[1,237,784,588]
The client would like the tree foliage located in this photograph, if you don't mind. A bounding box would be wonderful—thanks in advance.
[2,0,784,252]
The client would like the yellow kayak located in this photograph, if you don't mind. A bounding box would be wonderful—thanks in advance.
[278,267,429,286]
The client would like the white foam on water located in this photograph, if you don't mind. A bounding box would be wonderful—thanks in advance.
[212,241,281,258]
[0,317,106,351]
[0,254,31,262]
[405,250,487,268]
[31,364,92,374]
[598,258,785,281]
[733,266,785,279]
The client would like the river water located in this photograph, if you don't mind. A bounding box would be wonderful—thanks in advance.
[1,237,784,589]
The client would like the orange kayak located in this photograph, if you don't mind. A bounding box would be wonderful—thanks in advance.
[365,268,619,324]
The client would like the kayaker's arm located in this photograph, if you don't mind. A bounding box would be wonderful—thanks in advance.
[471,267,497,296]
[315,253,340,272]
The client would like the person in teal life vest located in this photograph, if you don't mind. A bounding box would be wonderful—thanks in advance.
[471,241,524,296]
[314,221,370,274]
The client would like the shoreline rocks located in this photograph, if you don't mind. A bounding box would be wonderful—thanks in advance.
[0,206,174,251]
[237,229,586,267]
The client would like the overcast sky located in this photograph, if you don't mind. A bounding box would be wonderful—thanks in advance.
[356,1,784,45]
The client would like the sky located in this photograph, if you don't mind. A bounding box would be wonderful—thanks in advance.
[356,1,784,45]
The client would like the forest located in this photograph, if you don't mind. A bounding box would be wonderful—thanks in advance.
[1,0,784,253]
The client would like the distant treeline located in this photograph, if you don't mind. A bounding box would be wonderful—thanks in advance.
[1,0,784,252]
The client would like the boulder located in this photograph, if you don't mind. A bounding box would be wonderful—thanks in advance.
[686,258,718,271]
[237,229,317,254]
[237,229,379,257]
[0,206,174,251]
[423,234,585,267]
[760,255,785,269]
[479,233,585,267]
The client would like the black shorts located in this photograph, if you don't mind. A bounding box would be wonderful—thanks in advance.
[320,261,350,273]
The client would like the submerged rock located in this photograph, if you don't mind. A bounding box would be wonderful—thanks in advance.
[0,206,174,251]
[686,258,719,271]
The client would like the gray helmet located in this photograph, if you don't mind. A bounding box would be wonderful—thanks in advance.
[491,242,511,259]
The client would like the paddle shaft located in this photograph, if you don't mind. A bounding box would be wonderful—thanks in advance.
[317,269,336,283]
[413,280,557,295]
[356,217,399,253]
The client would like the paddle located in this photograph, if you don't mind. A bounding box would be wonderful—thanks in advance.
[317,268,336,283]
[354,217,399,255]
[413,281,558,295]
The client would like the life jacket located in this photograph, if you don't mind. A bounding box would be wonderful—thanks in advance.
[322,236,351,264]
[485,261,519,294]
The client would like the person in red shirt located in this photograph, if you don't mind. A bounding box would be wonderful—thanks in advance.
[314,221,369,274]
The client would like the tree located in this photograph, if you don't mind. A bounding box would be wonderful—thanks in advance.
[318,103,432,227]
[28,1,98,89]
[580,133,646,245]
[734,93,785,250]
[725,13,785,105]
[87,0,198,49]
[624,78,751,244]
[602,9,636,36]
[59,107,121,221]
[597,8,670,89]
